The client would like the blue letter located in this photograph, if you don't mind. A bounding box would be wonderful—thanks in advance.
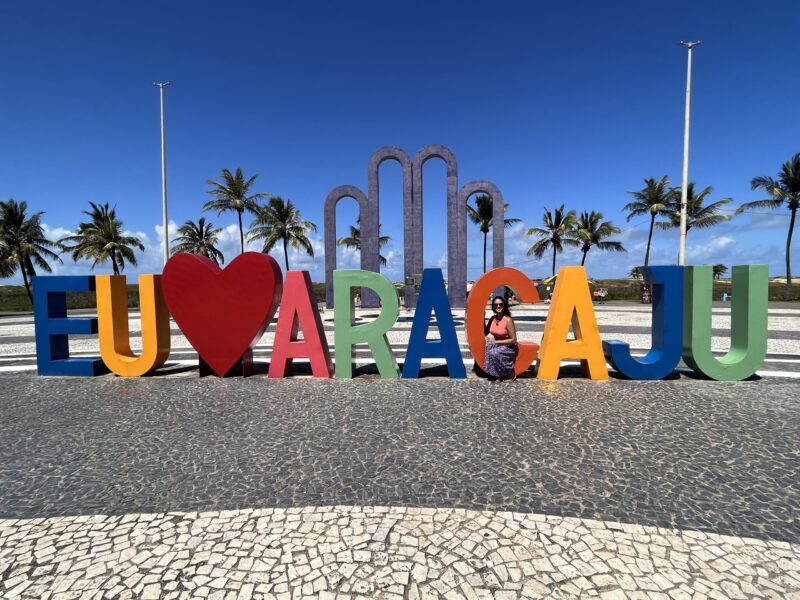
[33,276,107,376]
[602,266,683,380]
[402,268,466,379]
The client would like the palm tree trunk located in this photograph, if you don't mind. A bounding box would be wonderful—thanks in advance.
[112,251,120,276]
[20,257,33,308]
[786,207,797,300]
[283,240,290,271]
[581,249,588,267]
[551,246,557,277]
[644,215,655,267]
[237,211,244,254]
[482,232,487,273]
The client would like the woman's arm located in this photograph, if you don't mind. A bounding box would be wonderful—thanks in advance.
[494,317,517,345]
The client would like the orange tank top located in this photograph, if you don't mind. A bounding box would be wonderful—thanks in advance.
[489,316,510,340]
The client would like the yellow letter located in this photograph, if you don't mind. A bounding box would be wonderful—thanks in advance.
[537,266,608,380]
[97,275,170,377]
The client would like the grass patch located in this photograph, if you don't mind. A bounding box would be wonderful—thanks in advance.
[0,285,141,312]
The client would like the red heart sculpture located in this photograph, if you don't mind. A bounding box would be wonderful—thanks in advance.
[162,252,283,376]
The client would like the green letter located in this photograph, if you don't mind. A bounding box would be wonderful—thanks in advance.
[683,265,768,381]
[334,270,400,378]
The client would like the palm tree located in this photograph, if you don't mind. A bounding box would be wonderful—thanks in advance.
[171,217,225,265]
[337,217,391,266]
[623,176,674,267]
[0,199,61,305]
[629,266,642,279]
[736,153,800,300]
[576,211,626,267]
[526,205,579,277]
[467,194,522,273]
[0,241,13,279]
[658,183,732,252]
[713,264,728,280]
[204,167,268,254]
[59,202,144,276]
[248,196,317,270]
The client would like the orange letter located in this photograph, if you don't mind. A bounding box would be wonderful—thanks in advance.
[269,271,333,378]
[537,267,608,380]
[465,267,540,376]
[96,274,171,377]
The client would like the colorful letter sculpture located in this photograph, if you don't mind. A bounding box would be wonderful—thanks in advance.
[96,274,171,377]
[603,266,683,380]
[29,260,771,382]
[402,268,465,378]
[465,267,540,376]
[33,275,107,376]
[269,271,333,378]
[536,266,608,380]
[683,264,768,381]
[333,270,400,378]
[162,252,283,377]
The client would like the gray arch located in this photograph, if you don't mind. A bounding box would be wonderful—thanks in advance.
[324,145,506,311]
[411,144,460,307]
[367,147,412,308]
[324,185,375,309]
[458,180,507,271]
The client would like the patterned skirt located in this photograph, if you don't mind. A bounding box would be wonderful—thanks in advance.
[484,342,518,379]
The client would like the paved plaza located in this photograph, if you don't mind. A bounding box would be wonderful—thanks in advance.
[0,303,798,598]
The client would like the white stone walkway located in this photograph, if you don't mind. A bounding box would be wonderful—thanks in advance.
[1,506,798,599]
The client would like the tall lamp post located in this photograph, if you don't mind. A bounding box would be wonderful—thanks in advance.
[677,41,702,266]
[153,81,173,267]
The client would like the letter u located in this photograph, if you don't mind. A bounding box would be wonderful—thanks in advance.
[96,275,171,377]
[683,265,768,381]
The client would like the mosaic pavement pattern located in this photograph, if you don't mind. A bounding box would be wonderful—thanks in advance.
[1,303,798,598]
[1,507,798,599]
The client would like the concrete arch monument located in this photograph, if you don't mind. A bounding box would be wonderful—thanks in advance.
[324,185,377,308]
[410,145,460,307]
[368,147,413,306]
[324,145,506,309]
[458,180,506,269]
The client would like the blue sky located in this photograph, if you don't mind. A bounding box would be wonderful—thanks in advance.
[2,0,799,283]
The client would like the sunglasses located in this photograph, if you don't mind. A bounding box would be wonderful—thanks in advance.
[492,303,505,308]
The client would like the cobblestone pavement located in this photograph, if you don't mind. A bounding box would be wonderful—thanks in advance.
[1,374,797,536]
[1,506,798,599]
[1,302,798,598]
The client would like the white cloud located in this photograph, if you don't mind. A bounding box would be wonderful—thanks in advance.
[730,212,792,232]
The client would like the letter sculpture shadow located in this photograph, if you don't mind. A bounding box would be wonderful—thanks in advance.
[324,145,506,309]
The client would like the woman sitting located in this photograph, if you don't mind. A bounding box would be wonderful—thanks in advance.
[484,296,519,382]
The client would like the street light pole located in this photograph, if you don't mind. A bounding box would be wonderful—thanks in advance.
[677,41,702,266]
[152,81,173,267]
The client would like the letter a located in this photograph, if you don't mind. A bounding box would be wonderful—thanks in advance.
[96,274,171,377]
[269,271,333,378]
[333,270,400,378]
[537,266,608,380]
[402,268,465,378]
